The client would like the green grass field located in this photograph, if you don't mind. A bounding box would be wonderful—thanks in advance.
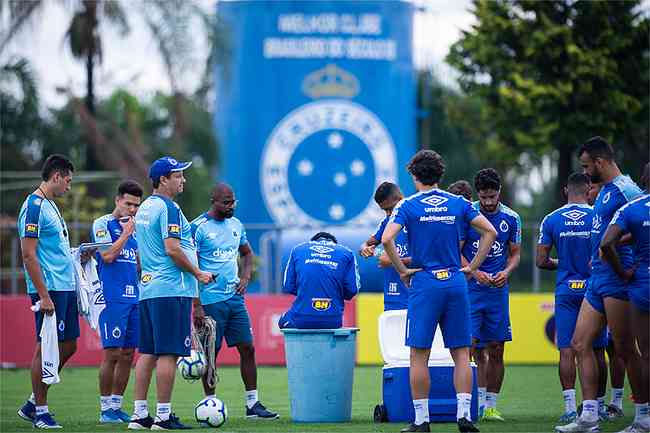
[0,366,635,433]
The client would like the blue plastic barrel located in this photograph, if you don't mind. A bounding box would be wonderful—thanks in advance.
[282,328,359,422]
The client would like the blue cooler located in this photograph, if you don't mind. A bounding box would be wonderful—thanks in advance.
[377,310,478,423]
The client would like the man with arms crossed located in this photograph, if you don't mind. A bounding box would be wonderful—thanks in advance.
[382,150,497,433]
[191,183,278,419]
[556,137,643,433]
[17,155,77,429]
[128,157,213,430]
[93,180,143,423]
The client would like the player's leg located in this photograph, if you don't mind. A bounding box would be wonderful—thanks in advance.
[556,294,579,422]
[594,347,608,420]
[128,300,155,429]
[469,289,487,417]
[606,335,626,418]
[624,295,650,431]
[110,303,138,422]
[98,303,122,422]
[482,290,509,421]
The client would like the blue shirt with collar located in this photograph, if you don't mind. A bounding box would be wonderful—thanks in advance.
[373,216,409,310]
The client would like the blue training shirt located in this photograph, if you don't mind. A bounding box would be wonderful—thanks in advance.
[135,194,198,300]
[538,203,593,295]
[609,194,650,274]
[191,213,248,305]
[389,189,480,271]
[92,214,139,303]
[283,240,360,322]
[373,216,409,310]
[591,175,642,277]
[18,194,75,293]
[462,202,521,289]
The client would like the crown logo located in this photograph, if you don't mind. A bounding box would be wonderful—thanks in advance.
[302,64,360,99]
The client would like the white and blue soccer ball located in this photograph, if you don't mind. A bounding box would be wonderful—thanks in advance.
[176,349,206,381]
[194,397,227,428]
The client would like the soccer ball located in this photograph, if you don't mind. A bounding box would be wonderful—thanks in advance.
[176,349,206,381]
[195,397,227,428]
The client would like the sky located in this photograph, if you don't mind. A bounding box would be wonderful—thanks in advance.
[1,0,475,108]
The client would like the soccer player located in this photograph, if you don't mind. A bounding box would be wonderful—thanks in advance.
[92,180,143,423]
[599,171,649,433]
[536,173,608,424]
[17,155,77,429]
[280,232,360,328]
[191,183,278,419]
[461,168,522,422]
[448,180,474,201]
[382,150,497,433]
[555,137,644,433]
[359,182,410,311]
[128,157,213,430]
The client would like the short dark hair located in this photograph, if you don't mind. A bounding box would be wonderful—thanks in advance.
[474,168,501,192]
[566,172,590,195]
[578,136,614,161]
[374,182,400,205]
[152,174,170,189]
[117,180,144,198]
[41,154,74,181]
[311,232,337,243]
[447,180,473,201]
[407,150,445,186]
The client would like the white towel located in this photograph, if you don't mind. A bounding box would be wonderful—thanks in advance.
[71,248,104,330]
[31,302,60,385]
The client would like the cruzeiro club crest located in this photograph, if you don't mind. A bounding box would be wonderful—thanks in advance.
[261,99,397,226]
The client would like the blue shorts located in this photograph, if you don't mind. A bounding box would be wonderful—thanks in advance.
[406,270,471,349]
[555,293,607,349]
[278,310,341,329]
[138,297,191,356]
[629,274,649,313]
[585,273,628,314]
[203,294,253,352]
[469,287,512,343]
[30,291,80,342]
[99,302,139,349]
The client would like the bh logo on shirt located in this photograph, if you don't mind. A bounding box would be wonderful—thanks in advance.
[568,280,586,290]
[311,298,332,311]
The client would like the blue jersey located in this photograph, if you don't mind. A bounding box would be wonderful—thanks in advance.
[191,213,248,305]
[373,216,409,310]
[92,214,139,303]
[283,240,360,321]
[135,194,197,300]
[461,202,521,287]
[591,175,642,277]
[18,194,74,293]
[610,194,650,269]
[389,189,479,271]
[538,203,593,295]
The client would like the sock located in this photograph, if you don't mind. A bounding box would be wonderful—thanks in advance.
[156,402,171,422]
[634,403,649,424]
[486,392,498,409]
[413,399,429,425]
[206,394,216,399]
[456,393,472,421]
[245,389,259,409]
[100,395,111,412]
[36,405,48,416]
[597,395,605,413]
[610,388,624,409]
[478,387,486,409]
[28,393,36,405]
[581,400,598,423]
[563,389,577,414]
[134,400,148,419]
[110,395,123,411]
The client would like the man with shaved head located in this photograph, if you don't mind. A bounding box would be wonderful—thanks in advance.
[191,183,278,420]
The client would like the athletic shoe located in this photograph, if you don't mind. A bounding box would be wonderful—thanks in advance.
[113,408,132,422]
[555,418,599,432]
[127,415,154,430]
[33,413,62,429]
[99,409,123,423]
[482,408,504,421]
[616,423,650,433]
[559,412,578,424]
[151,413,192,430]
[598,407,609,422]
[458,417,480,432]
[245,401,279,419]
[400,422,430,432]
[607,404,624,420]
[17,400,35,422]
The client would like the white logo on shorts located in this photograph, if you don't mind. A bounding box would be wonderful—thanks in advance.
[112,326,122,339]
[58,321,65,332]
[184,336,191,347]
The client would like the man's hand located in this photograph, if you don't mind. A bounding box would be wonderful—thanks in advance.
[236,276,250,295]
[471,270,492,286]
[359,243,376,258]
[399,268,421,287]
[118,217,135,238]
[192,303,205,328]
[40,295,55,316]
[491,270,510,288]
[195,270,214,285]
[620,267,636,284]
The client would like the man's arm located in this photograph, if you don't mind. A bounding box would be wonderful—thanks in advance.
[21,238,55,315]
[236,243,254,294]
[462,215,497,275]
[492,242,521,287]
[536,244,558,270]
[282,248,298,295]
[377,253,411,268]
[600,224,634,282]
[359,236,380,258]
[99,218,135,263]
[382,222,420,286]
[163,238,212,284]
[343,254,361,300]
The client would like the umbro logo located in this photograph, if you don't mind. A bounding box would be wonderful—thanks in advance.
[310,245,334,254]
[562,209,588,222]
[420,196,448,207]
[42,367,55,380]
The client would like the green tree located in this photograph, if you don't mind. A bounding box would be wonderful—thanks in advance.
[447,0,649,203]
